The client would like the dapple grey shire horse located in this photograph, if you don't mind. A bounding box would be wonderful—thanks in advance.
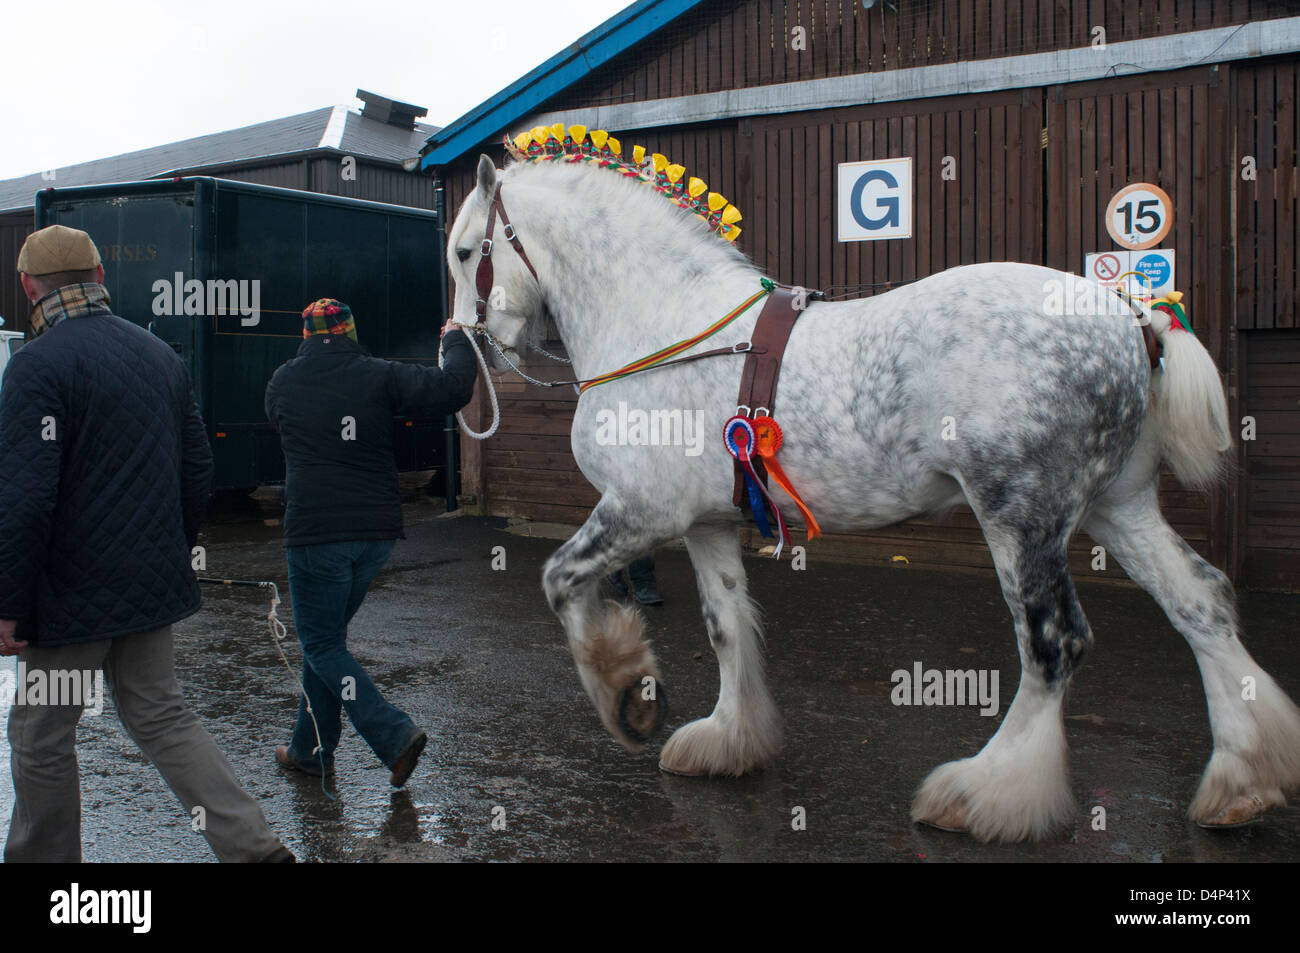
[445,149,1300,842]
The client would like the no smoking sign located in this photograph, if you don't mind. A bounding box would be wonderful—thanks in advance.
[1092,252,1122,282]
[1085,249,1176,296]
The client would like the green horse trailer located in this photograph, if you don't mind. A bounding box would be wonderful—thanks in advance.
[35,177,457,500]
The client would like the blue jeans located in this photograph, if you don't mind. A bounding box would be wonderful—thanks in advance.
[284,539,416,770]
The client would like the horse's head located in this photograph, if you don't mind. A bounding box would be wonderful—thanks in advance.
[446,155,545,368]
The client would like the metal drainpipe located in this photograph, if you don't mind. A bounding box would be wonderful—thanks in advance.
[435,175,458,513]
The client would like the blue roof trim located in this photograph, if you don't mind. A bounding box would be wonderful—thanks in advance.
[420,0,703,171]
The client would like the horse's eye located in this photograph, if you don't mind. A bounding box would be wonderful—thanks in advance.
[456,247,472,262]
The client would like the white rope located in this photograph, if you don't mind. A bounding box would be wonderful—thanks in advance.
[265,582,335,798]
[442,322,502,441]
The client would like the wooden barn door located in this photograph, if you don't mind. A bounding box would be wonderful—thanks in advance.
[1044,65,1235,574]
[1234,58,1300,590]
[736,93,1144,576]
[745,90,1043,297]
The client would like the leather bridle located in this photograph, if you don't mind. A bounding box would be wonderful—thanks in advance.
[474,184,539,321]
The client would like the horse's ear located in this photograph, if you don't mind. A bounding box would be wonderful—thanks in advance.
[475,154,498,201]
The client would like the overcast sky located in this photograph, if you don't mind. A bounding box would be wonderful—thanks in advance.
[0,0,632,180]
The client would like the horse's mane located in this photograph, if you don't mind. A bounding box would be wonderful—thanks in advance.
[503,123,746,248]
[495,124,757,350]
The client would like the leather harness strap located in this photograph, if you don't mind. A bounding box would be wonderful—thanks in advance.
[732,285,817,507]
[1140,319,1162,369]
[475,185,539,320]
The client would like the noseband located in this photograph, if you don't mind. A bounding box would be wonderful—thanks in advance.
[474,184,539,321]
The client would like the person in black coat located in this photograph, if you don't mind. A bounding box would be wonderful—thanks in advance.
[0,225,292,862]
[265,298,475,788]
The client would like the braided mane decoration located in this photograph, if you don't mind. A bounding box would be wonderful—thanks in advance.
[504,123,743,243]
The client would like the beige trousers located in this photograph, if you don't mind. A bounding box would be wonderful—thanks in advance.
[5,625,285,862]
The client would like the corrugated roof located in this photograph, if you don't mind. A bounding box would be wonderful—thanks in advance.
[0,106,439,213]
[419,0,704,170]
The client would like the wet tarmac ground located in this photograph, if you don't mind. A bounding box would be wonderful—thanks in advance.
[2,499,1298,862]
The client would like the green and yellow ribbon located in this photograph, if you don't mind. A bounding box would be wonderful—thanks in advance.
[578,278,774,393]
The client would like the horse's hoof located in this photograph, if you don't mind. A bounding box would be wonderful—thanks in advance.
[618,679,667,746]
[915,801,969,833]
[658,759,707,778]
[1196,794,1267,829]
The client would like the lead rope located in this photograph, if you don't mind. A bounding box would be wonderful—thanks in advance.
[441,323,503,440]
[198,577,335,799]
[442,282,772,440]
[442,320,574,440]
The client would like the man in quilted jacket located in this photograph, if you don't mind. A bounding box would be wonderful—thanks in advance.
[265,299,475,789]
[0,225,293,863]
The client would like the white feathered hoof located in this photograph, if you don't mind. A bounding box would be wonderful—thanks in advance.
[911,753,1077,843]
[1195,794,1269,829]
[912,789,970,833]
[658,707,784,778]
[1189,671,1300,829]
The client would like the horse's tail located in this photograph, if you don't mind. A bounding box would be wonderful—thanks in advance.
[1138,302,1233,490]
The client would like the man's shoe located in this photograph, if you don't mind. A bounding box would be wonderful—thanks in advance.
[275,744,334,778]
[389,731,428,788]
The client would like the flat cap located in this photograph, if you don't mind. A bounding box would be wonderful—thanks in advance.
[17,224,101,276]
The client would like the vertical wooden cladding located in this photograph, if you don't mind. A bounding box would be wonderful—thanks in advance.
[1236,60,1300,589]
[308,160,437,210]
[211,158,435,210]
[211,160,310,191]
[748,91,1042,291]
[742,90,1127,578]
[1046,68,1231,354]
[563,0,1289,109]
[0,214,35,336]
[1240,330,1300,589]
[437,48,1300,586]
[1236,60,1298,331]
[1045,65,1233,568]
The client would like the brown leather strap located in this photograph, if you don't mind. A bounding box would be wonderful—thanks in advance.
[732,285,815,506]
[475,185,538,320]
[1140,320,1162,369]
[493,189,539,281]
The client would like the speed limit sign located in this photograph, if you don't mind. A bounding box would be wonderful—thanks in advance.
[1105,183,1173,250]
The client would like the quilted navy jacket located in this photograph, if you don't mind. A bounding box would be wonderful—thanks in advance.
[0,307,212,647]
[264,329,476,547]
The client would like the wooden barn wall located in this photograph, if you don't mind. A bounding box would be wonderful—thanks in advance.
[210,160,312,191]
[1239,330,1300,588]
[439,90,1195,579]
[0,212,35,336]
[1234,58,1300,589]
[747,90,1042,304]
[1236,58,1298,332]
[440,52,1297,586]
[306,159,437,209]
[1047,65,1233,569]
[563,0,1294,110]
